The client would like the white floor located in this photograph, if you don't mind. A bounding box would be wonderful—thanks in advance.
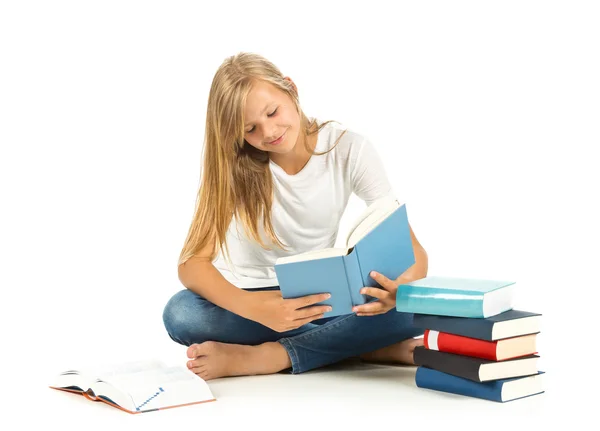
[6,280,576,430]
[6,286,579,430]
[30,350,555,431]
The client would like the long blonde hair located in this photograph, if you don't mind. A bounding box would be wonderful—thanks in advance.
[178,52,346,266]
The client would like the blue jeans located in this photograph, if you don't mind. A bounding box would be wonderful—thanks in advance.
[162,287,423,374]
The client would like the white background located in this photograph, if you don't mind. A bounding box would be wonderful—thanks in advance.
[1,0,598,428]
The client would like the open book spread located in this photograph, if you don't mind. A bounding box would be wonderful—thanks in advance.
[50,360,215,413]
[276,196,401,265]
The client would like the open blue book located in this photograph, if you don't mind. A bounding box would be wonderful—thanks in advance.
[275,197,415,317]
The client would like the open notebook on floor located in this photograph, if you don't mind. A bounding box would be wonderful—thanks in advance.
[49,359,215,414]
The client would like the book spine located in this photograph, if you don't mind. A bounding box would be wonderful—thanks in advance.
[275,256,354,317]
[425,330,499,360]
[413,314,495,340]
[396,286,486,318]
[342,248,367,307]
[415,367,503,402]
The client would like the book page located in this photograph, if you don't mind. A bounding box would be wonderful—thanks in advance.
[346,197,399,248]
[344,199,387,245]
[82,359,167,380]
[51,360,166,391]
[101,365,195,387]
[101,366,214,412]
[50,372,92,392]
[274,196,400,266]
[275,247,348,265]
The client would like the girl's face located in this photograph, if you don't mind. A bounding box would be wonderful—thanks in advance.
[242,78,300,155]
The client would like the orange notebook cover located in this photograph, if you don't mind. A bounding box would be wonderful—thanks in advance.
[49,386,216,414]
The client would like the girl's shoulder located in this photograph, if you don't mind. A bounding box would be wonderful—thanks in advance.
[315,118,370,153]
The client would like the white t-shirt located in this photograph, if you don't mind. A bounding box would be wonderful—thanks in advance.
[212,117,398,289]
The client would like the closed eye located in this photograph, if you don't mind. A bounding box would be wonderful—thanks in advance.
[246,108,278,134]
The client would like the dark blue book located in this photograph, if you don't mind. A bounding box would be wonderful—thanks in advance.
[275,197,415,317]
[413,310,542,341]
[415,367,545,402]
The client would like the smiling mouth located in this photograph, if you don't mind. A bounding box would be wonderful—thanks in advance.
[268,131,286,145]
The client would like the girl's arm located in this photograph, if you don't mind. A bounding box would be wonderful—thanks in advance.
[397,224,428,282]
[177,242,331,332]
[178,256,254,319]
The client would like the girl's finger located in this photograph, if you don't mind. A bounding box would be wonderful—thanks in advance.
[353,301,386,314]
[356,312,383,317]
[291,313,325,329]
[370,271,395,291]
[360,287,386,299]
[294,305,331,320]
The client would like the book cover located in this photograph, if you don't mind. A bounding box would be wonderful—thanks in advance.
[275,201,415,317]
[413,346,539,382]
[396,276,516,318]
[413,310,542,341]
[424,329,538,361]
[415,367,545,403]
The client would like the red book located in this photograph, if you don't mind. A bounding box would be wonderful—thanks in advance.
[424,329,538,361]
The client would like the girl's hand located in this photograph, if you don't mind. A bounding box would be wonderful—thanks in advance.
[246,290,332,332]
[353,271,412,317]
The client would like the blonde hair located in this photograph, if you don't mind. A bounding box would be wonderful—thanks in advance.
[178,52,347,266]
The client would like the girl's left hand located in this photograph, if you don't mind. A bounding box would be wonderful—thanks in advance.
[352,271,411,316]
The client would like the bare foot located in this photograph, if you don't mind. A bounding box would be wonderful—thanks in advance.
[359,337,424,365]
[186,341,292,380]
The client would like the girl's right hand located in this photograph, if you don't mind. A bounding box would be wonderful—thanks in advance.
[246,290,332,332]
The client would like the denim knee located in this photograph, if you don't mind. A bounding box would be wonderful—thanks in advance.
[162,289,214,346]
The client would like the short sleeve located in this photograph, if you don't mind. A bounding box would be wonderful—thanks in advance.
[350,138,397,206]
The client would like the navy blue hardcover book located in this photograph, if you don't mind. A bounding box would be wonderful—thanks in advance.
[413,310,542,341]
[415,367,545,402]
[274,197,415,317]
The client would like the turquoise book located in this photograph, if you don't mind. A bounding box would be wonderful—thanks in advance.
[396,276,516,318]
[275,197,415,317]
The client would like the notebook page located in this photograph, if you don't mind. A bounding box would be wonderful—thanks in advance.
[82,360,167,380]
[104,366,214,411]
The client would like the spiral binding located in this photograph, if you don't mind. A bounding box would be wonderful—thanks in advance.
[135,387,164,411]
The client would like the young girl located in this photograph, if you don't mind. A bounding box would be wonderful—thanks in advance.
[163,52,429,381]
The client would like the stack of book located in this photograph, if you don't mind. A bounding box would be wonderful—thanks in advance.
[396,276,545,402]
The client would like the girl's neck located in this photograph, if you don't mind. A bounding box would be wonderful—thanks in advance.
[270,123,318,175]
